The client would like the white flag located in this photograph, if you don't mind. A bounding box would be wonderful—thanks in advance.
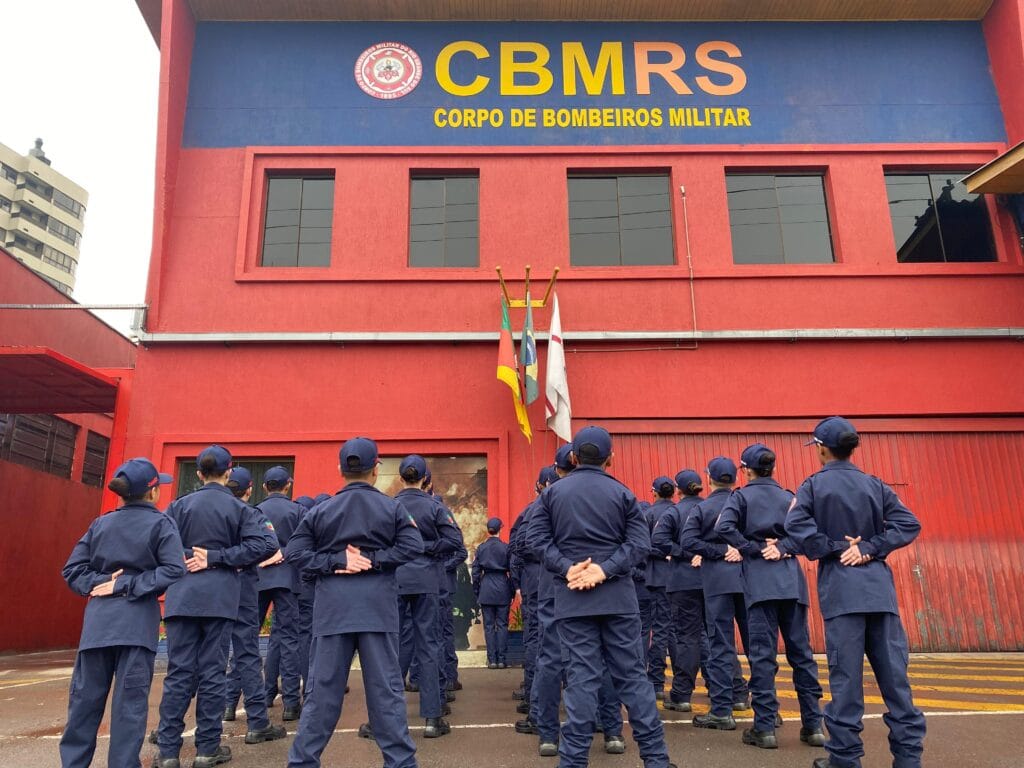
[544,293,572,442]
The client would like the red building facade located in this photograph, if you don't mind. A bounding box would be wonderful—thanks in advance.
[124,0,1024,651]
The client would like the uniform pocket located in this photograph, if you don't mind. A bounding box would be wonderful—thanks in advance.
[826,649,839,671]
[122,648,153,689]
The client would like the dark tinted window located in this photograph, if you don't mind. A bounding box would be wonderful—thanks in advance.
[726,174,834,264]
[261,176,334,267]
[409,176,479,267]
[176,457,296,507]
[81,431,110,488]
[885,173,996,263]
[568,174,674,266]
[0,413,78,478]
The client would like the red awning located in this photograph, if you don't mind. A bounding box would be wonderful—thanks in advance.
[0,347,118,413]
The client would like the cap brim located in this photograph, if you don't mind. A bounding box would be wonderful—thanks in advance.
[157,472,173,484]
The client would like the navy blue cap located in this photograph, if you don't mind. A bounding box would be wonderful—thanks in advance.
[805,416,859,449]
[536,466,559,487]
[399,454,428,482]
[554,444,574,471]
[707,456,737,483]
[295,495,315,509]
[313,493,331,504]
[487,517,502,533]
[197,444,232,474]
[740,443,775,469]
[229,466,253,494]
[263,465,292,486]
[111,457,172,497]
[424,469,432,483]
[652,475,676,493]
[675,469,702,491]
[572,425,612,462]
[339,437,379,473]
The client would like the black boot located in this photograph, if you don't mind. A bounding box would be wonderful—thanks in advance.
[245,724,287,744]
[192,745,232,768]
[801,726,827,747]
[742,728,778,749]
[515,718,538,735]
[692,713,737,730]
[358,722,375,740]
[282,705,301,721]
[222,704,236,722]
[423,717,451,738]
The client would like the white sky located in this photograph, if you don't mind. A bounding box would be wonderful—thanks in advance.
[3,1,159,334]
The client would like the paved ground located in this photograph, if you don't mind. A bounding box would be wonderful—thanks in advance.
[1,650,1022,767]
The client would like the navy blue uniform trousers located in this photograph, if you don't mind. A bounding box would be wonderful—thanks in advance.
[646,587,678,691]
[59,645,155,768]
[267,590,314,701]
[531,594,559,732]
[258,589,302,708]
[666,589,705,704]
[225,601,271,729]
[399,593,442,718]
[406,591,456,689]
[532,596,623,742]
[521,575,540,695]
[557,614,670,768]
[704,592,750,717]
[158,617,232,757]
[287,632,416,768]
[747,599,823,732]
[824,613,925,768]
[481,603,510,664]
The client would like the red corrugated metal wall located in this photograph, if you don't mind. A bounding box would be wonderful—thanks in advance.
[608,423,1024,653]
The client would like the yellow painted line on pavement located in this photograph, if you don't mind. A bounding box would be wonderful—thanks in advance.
[774,688,1024,711]
[908,683,1024,697]
[907,663,1024,673]
[905,672,1024,683]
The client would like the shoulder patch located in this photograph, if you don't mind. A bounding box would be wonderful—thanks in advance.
[407,514,418,528]
[264,520,275,531]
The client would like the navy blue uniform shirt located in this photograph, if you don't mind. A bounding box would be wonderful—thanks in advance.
[63,502,186,652]
[680,488,744,597]
[651,495,703,592]
[526,465,650,620]
[163,483,278,621]
[716,477,809,606]
[785,461,921,620]
[394,487,462,595]
[256,493,303,593]
[472,536,514,605]
[285,481,424,635]
[644,499,675,588]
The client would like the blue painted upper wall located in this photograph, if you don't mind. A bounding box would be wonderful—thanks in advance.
[183,21,1006,148]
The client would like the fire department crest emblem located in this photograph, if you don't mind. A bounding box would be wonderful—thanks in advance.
[355,42,423,100]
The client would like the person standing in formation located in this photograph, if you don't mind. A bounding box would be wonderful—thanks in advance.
[255,466,305,723]
[285,437,423,768]
[154,445,277,768]
[528,426,677,768]
[644,476,680,700]
[222,466,287,745]
[651,469,706,713]
[60,458,184,768]
[716,442,825,751]
[472,517,514,669]
[786,418,925,768]
[681,456,750,731]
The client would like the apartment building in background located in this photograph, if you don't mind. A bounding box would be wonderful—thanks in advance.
[0,139,87,295]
